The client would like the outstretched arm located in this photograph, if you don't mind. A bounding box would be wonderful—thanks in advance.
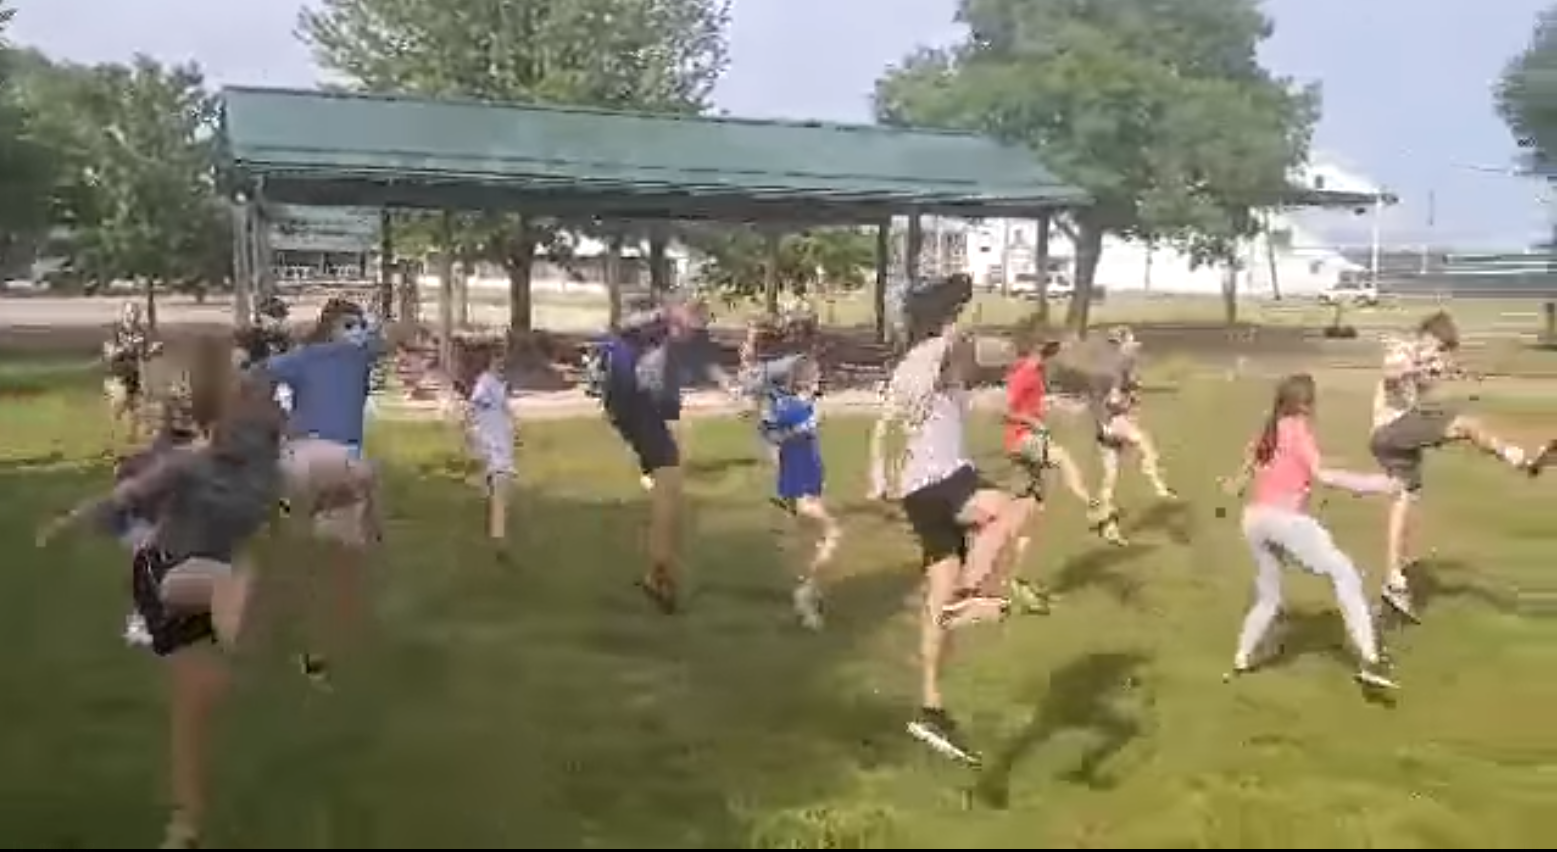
[36,450,193,546]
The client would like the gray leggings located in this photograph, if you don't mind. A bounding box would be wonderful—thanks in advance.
[1238,505,1380,665]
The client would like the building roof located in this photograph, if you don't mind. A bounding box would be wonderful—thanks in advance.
[219,87,1088,222]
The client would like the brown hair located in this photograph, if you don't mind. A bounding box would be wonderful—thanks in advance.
[183,332,283,455]
[1253,373,1317,466]
[306,297,364,344]
[452,336,504,397]
[1418,310,1459,351]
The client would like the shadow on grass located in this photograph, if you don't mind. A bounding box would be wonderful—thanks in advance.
[0,447,923,848]
[973,650,1152,808]
[1048,543,1155,606]
[1121,498,1197,545]
[1410,558,1524,618]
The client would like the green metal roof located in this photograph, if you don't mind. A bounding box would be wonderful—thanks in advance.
[219,87,1088,222]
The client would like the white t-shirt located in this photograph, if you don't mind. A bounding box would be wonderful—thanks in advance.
[467,370,514,473]
[876,336,973,497]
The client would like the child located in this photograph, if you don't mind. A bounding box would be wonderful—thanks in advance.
[114,384,205,647]
[1001,332,1116,613]
[1222,373,1399,691]
[1087,326,1176,519]
[1366,310,1554,620]
[760,355,840,630]
[456,338,516,551]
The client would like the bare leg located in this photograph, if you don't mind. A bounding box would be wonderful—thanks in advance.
[920,556,961,710]
[641,464,683,611]
[487,474,511,544]
[1447,415,1535,468]
[164,648,228,849]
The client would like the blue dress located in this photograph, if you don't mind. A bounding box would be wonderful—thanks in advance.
[762,392,824,501]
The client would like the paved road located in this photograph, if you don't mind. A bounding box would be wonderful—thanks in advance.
[0,294,609,332]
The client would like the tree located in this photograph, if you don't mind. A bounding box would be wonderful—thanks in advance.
[0,4,58,276]
[298,0,732,332]
[1497,5,1557,176]
[690,226,875,314]
[9,53,228,313]
[874,0,1318,331]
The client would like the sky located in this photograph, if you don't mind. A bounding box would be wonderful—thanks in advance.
[7,0,1552,249]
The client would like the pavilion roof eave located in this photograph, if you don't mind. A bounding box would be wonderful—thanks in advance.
[232,165,1091,224]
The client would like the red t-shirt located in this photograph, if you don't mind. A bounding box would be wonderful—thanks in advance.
[1003,356,1047,453]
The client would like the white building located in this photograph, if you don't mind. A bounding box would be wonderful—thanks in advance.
[927,155,1394,297]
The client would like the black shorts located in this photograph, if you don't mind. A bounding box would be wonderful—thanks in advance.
[1369,406,1456,493]
[607,403,680,474]
[131,548,216,657]
[901,465,985,565]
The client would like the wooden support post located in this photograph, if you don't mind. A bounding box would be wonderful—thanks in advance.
[873,220,889,344]
[377,209,395,318]
[763,228,782,315]
[437,211,455,375]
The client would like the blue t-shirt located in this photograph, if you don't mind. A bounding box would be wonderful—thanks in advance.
[261,335,382,446]
[762,392,824,500]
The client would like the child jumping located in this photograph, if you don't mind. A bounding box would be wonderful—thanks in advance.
[760,354,840,630]
[1223,373,1399,691]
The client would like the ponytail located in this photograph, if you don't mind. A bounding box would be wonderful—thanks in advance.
[1252,402,1281,466]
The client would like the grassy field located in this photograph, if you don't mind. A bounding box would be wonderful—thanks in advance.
[1,365,1555,848]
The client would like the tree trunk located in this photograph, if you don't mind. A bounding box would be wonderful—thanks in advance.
[648,231,670,293]
[144,279,158,332]
[454,249,473,329]
[1221,262,1239,326]
[1063,217,1105,335]
[605,233,624,328]
[505,217,536,333]
[397,263,420,325]
[763,230,781,315]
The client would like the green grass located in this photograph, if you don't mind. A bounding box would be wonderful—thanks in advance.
[2,375,1555,848]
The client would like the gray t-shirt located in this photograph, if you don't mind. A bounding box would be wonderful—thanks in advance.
[101,419,282,563]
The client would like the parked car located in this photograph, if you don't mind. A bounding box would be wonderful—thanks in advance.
[1318,277,1379,307]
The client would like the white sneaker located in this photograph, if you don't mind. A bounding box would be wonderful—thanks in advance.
[123,614,152,647]
[792,581,824,630]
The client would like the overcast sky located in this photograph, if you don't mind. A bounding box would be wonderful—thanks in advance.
[9,0,1552,248]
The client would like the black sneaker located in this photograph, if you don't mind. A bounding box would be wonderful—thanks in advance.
[907,707,982,766]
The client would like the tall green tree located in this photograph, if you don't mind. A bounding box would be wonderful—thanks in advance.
[874,0,1318,331]
[0,4,58,277]
[298,0,732,332]
[10,53,227,313]
[1497,5,1557,177]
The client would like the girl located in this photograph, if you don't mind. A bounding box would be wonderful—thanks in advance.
[37,332,290,850]
[455,337,516,551]
[1087,326,1176,525]
[114,389,204,647]
[868,272,1028,767]
[761,355,841,630]
[1222,373,1399,691]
